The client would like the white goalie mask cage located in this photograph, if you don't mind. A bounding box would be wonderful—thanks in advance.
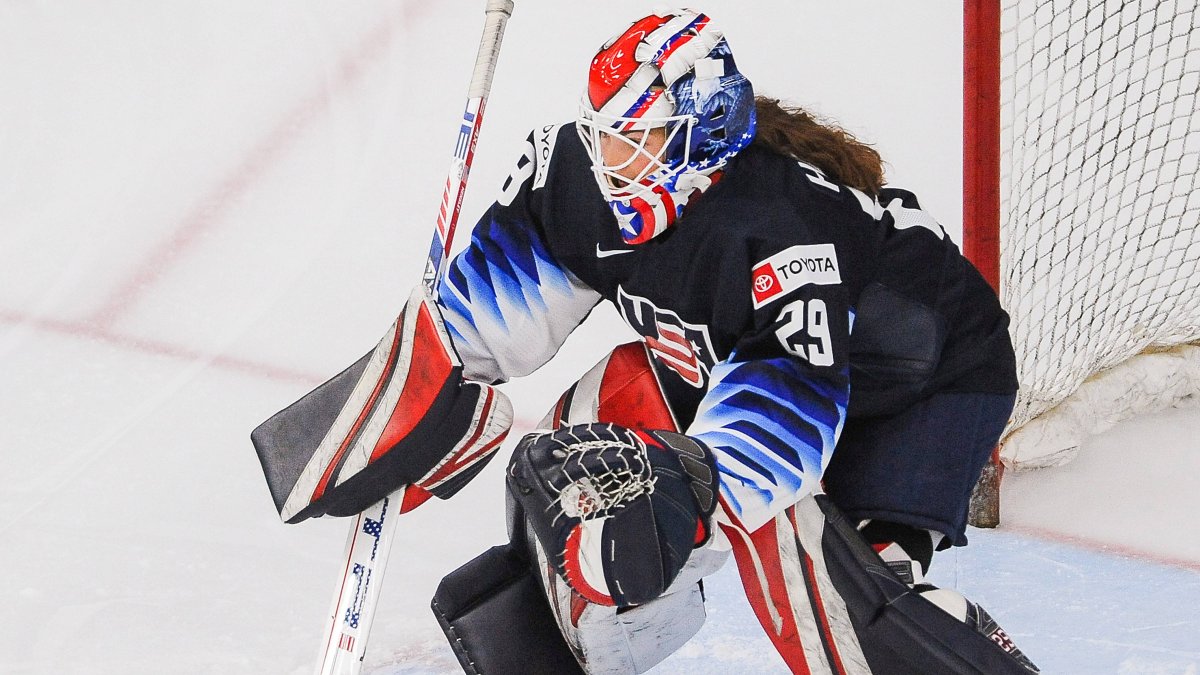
[576,103,696,203]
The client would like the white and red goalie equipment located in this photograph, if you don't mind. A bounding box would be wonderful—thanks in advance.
[252,286,513,524]
[434,341,1038,674]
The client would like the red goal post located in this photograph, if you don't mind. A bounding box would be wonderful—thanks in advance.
[963,0,1200,527]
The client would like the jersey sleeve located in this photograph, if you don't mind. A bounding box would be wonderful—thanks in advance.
[687,352,848,533]
[436,127,602,384]
[687,237,853,534]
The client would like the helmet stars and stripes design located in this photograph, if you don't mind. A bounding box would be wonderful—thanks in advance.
[612,181,677,244]
[576,9,755,247]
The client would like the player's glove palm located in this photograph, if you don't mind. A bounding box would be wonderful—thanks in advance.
[507,423,718,607]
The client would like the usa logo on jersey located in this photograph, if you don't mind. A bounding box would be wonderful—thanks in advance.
[617,286,717,388]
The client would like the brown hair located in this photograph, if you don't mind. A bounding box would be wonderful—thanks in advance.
[751,96,885,196]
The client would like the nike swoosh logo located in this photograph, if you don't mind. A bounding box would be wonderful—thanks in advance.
[595,244,634,258]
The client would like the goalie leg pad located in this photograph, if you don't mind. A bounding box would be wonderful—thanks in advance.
[431,543,584,675]
[725,494,1038,674]
[489,342,717,672]
[523,513,723,675]
[252,285,513,523]
[502,460,726,674]
[540,341,679,431]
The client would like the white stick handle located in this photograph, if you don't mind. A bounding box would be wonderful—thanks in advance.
[469,0,515,98]
[422,0,515,293]
[316,3,515,673]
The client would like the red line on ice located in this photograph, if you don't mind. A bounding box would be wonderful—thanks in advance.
[1004,523,1200,573]
[86,6,423,330]
[1,308,323,387]
[1,308,544,429]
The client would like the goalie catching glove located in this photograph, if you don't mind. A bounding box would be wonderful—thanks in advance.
[507,423,719,607]
[252,286,513,523]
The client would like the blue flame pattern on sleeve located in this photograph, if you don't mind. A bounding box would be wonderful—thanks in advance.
[436,210,600,384]
[687,354,849,532]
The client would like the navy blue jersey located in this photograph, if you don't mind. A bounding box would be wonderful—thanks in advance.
[436,122,1016,531]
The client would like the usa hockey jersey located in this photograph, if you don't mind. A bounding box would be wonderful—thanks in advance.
[436,122,1016,532]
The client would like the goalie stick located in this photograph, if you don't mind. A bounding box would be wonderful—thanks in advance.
[303,3,516,673]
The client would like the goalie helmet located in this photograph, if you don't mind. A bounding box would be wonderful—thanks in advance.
[577,9,756,244]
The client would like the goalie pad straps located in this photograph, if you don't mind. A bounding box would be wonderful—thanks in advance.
[253,285,513,523]
[723,494,1037,674]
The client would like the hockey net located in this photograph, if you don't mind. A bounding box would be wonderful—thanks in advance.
[984,1,1200,476]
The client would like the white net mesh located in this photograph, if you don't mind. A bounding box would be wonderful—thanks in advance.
[999,1,1200,466]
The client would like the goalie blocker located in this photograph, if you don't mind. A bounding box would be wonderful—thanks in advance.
[251,286,513,523]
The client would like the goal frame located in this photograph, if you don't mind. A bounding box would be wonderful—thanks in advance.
[963,0,1003,528]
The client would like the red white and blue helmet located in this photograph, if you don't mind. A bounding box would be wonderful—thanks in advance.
[577,9,756,243]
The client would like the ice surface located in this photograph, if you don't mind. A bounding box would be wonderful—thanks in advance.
[1,2,1196,673]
